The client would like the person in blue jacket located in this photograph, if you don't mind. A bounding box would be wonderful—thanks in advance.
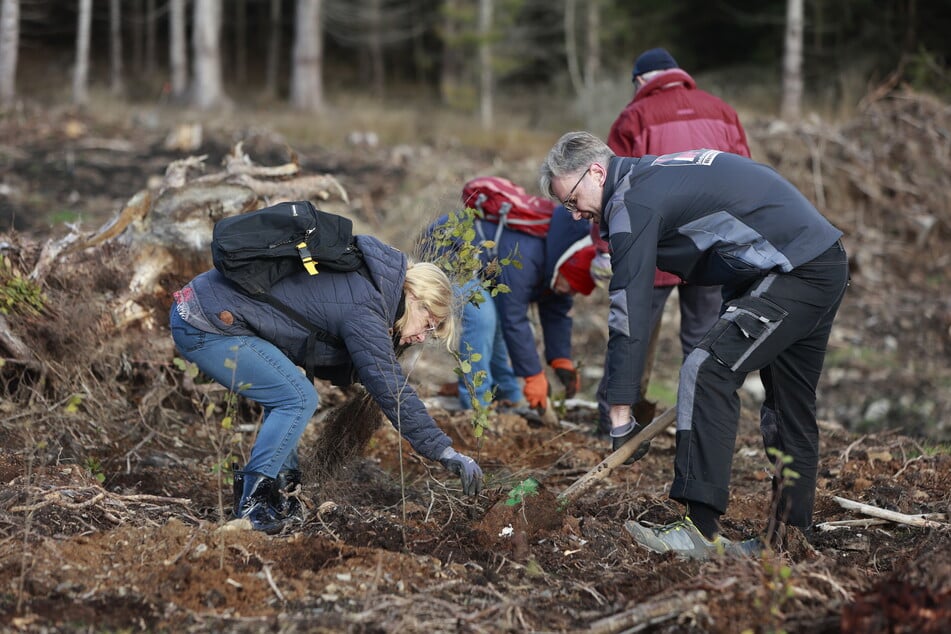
[425,205,596,412]
[170,234,483,534]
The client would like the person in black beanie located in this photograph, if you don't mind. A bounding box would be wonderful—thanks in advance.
[589,47,751,440]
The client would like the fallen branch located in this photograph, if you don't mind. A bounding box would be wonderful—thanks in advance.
[0,313,35,362]
[583,589,708,634]
[832,496,948,529]
[557,407,676,508]
[9,485,191,514]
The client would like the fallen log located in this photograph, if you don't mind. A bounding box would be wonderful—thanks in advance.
[557,406,677,508]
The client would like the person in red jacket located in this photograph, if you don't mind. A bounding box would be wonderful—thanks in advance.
[591,47,752,437]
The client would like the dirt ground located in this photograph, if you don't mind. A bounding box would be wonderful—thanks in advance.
[1,92,950,633]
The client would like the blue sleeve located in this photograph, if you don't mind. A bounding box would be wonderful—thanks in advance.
[341,307,452,461]
[537,292,574,363]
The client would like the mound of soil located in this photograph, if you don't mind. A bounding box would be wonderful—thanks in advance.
[1,92,950,632]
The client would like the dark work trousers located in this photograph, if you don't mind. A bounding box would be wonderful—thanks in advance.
[595,283,722,435]
[671,241,849,528]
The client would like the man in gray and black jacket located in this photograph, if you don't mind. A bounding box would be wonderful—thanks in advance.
[540,132,849,558]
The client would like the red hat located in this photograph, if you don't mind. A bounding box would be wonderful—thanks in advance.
[554,243,596,296]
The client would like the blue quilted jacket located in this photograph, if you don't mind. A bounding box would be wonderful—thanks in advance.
[180,234,452,461]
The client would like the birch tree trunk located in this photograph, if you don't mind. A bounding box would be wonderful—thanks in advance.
[439,0,461,106]
[582,0,600,124]
[564,0,582,95]
[73,0,92,105]
[132,0,143,73]
[368,0,384,100]
[780,0,803,121]
[109,0,124,96]
[265,0,282,97]
[146,0,156,74]
[0,0,19,108]
[290,0,324,111]
[234,0,247,85]
[169,0,187,99]
[478,0,493,130]
[191,0,226,109]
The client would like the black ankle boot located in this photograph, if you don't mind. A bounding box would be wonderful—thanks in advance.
[235,472,287,534]
[271,469,304,522]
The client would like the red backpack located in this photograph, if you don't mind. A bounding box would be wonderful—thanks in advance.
[462,177,555,240]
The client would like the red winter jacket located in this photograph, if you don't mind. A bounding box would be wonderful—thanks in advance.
[604,68,751,287]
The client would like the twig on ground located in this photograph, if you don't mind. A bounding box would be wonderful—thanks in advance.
[832,495,948,528]
[584,589,709,634]
[262,564,285,603]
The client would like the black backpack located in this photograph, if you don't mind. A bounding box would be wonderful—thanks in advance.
[211,200,365,296]
[211,201,369,382]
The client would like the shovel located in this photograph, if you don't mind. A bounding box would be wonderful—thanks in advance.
[556,406,677,508]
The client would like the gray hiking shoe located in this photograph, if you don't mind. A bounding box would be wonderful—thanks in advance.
[624,517,732,560]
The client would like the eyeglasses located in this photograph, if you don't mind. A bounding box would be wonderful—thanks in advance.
[561,168,590,213]
[415,301,439,338]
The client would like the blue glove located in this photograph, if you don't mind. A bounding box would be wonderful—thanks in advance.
[610,418,651,464]
[438,447,484,495]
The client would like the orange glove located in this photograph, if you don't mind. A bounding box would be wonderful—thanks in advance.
[523,371,549,411]
[549,358,580,398]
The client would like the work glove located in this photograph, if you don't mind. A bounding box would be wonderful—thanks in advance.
[610,418,651,465]
[549,358,580,399]
[590,252,612,290]
[523,371,550,411]
[438,447,484,496]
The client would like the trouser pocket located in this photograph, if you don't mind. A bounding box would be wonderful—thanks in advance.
[705,295,788,372]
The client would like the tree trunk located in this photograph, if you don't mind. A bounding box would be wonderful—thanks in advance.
[145,0,156,75]
[0,0,19,108]
[234,0,246,85]
[265,0,282,98]
[439,0,460,106]
[290,0,323,111]
[564,0,582,96]
[478,0,493,130]
[132,0,143,73]
[780,0,803,121]
[582,0,600,124]
[368,0,384,100]
[73,0,92,105]
[191,0,226,109]
[109,0,124,97]
[169,0,187,99]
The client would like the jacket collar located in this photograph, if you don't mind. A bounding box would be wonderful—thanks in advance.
[635,68,696,101]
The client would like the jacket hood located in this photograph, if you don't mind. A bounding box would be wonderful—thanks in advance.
[635,68,696,101]
[355,234,407,324]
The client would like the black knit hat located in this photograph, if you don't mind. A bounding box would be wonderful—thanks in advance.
[631,48,678,82]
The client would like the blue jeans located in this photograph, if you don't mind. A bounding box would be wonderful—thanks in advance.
[169,305,319,477]
[457,285,522,409]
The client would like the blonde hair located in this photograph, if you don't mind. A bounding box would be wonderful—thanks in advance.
[396,261,457,350]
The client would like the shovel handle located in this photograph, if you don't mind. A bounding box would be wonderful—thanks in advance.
[556,406,677,508]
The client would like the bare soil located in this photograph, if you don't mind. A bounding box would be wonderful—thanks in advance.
[1,93,950,633]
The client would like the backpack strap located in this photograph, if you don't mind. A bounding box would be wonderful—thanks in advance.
[473,200,511,257]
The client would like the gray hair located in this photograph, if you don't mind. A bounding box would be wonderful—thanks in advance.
[539,131,615,198]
